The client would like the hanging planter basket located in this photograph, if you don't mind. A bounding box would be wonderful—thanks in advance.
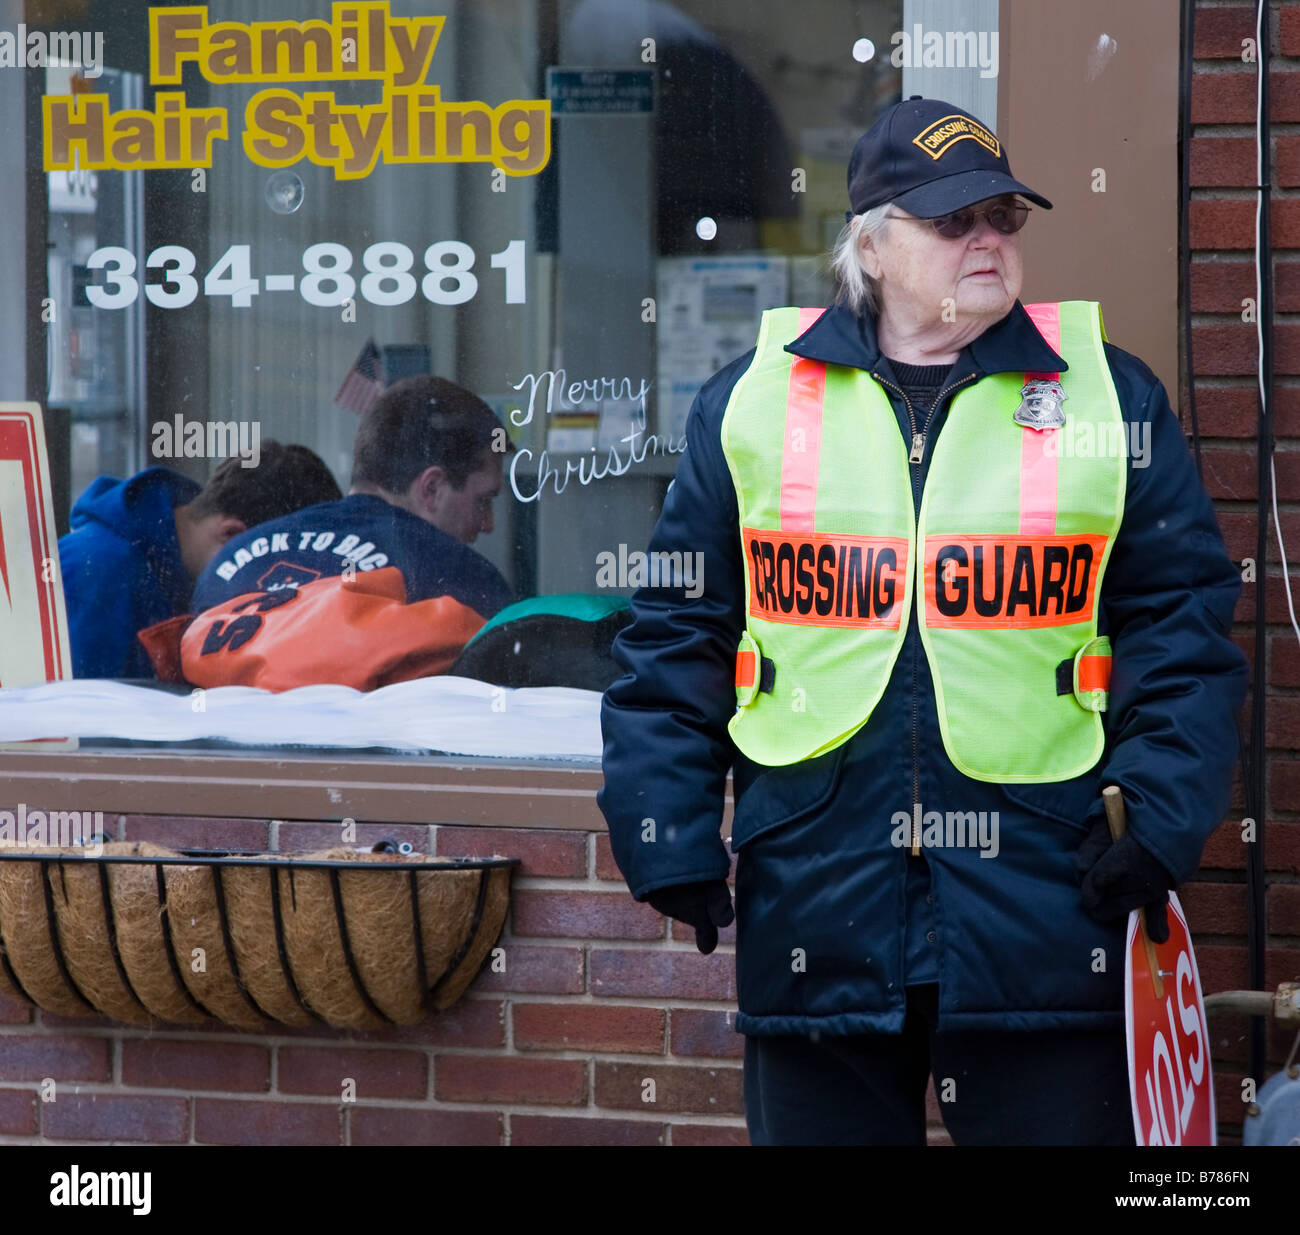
[0,844,516,1030]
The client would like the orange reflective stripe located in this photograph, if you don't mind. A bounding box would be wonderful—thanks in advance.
[1077,653,1111,694]
[1019,301,1061,537]
[1019,418,1058,536]
[743,527,908,629]
[1022,301,1062,384]
[923,533,1107,629]
[778,306,828,533]
[735,648,756,689]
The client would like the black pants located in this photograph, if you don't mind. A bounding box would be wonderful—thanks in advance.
[743,984,1135,1146]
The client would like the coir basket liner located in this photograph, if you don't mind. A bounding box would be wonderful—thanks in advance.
[0,845,514,1029]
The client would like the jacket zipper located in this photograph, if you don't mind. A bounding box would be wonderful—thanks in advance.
[872,369,979,856]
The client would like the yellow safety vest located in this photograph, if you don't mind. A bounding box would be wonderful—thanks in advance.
[719,301,1127,781]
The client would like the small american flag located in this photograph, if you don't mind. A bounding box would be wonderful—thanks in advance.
[334,338,383,415]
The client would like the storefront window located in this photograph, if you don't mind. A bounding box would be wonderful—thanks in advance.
[2,0,904,759]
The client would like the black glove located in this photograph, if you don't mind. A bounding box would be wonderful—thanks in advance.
[1076,820,1174,944]
[645,880,735,955]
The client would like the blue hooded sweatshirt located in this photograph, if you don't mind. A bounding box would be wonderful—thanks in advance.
[58,466,201,679]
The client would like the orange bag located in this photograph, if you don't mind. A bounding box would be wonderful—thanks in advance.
[179,566,486,692]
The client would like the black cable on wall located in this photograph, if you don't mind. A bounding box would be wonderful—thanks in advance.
[1182,0,1272,1091]
[1245,0,1274,1086]
[1181,0,1203,484]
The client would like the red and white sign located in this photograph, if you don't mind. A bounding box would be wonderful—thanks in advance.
[1125,890,1215,1145]
[0,403,74,750]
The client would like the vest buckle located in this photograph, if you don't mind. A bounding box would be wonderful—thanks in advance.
[735,631,775,707]
[1057,636,1111,712]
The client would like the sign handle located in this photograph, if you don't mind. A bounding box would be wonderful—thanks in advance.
[1102,784,1163,999]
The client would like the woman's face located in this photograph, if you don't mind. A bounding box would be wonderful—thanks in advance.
[862,195,1025,330]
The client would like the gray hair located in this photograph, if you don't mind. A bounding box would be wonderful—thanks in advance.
[830,203,892,317]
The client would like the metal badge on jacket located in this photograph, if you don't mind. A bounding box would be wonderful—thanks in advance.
[1013,379,1068,429]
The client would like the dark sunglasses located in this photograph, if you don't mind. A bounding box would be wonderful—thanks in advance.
[887,200,1030,239]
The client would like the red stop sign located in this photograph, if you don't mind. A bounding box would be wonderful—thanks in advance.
[1125,891,1215,1145]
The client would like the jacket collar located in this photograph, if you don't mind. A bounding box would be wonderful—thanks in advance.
[783,299,1069,378]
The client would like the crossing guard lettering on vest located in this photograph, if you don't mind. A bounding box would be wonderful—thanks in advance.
[720,300,1127,781]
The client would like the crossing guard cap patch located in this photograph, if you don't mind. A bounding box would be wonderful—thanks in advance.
[913,114,1001,161]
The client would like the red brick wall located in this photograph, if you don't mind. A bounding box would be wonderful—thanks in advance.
[0,813,958,1145]
[0,816,743,1146]
[1187,0,1300,1140]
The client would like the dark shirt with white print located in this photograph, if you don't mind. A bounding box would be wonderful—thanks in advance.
[191,492,512,619]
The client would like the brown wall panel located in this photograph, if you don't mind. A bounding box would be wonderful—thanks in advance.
[1002,0,1182,397]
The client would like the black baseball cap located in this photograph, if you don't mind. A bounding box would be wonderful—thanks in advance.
[846,96,1052,220]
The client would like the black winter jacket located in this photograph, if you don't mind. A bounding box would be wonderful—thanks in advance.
[598,300,1248,1035]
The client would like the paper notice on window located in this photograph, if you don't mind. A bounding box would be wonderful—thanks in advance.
[656,256,789,440]
[546,412,600,453]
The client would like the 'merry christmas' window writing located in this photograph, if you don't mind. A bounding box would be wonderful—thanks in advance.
[43,4,550,179]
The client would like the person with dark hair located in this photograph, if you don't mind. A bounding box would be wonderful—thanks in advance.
[346,375,510,546]
[59,443,343,679]
[185,376,513,690]
[183,444,344,553]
